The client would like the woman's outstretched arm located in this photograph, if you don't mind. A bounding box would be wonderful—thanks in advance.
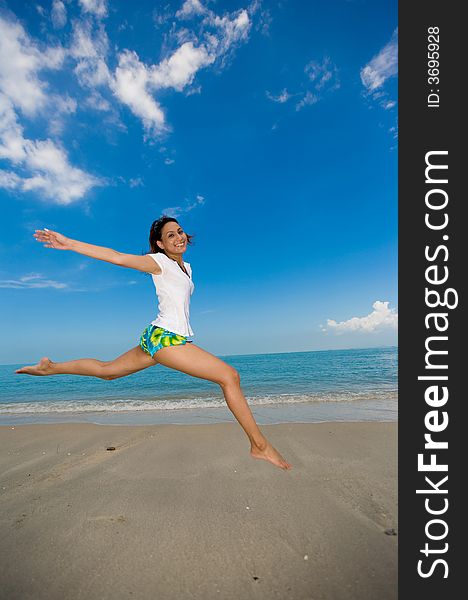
[34,229,161,274]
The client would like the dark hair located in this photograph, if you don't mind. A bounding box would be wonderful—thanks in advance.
[148,215,194,254]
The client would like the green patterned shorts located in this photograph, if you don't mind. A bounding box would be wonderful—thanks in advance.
[139,325,188,358]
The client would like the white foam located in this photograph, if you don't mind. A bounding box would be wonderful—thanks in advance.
[0,391,398,414]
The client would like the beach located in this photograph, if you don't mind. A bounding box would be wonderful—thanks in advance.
[0,421,397,600]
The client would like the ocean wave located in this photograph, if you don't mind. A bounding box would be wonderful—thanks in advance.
[0,390,398,414]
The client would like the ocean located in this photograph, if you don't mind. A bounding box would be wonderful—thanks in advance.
[0,347,397,426]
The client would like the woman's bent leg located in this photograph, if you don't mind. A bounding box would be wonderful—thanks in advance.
[154,343,292,470]
[16,347,156,379]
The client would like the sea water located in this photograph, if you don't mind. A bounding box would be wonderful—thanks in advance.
[0,347,397,425]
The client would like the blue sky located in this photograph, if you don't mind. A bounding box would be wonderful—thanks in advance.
[0,0,398,363]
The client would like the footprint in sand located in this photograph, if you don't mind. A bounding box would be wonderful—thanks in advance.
[14,513,28,528]
[87,515,127,526]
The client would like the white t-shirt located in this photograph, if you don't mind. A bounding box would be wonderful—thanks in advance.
[147,253,195,337]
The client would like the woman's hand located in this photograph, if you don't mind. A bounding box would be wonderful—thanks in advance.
[34,229,73,251]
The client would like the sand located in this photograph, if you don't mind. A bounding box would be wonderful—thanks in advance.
[0,421,397,600]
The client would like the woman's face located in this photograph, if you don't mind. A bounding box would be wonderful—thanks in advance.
[157,222,187,255]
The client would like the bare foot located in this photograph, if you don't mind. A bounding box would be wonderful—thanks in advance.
[16,357,54,376]
[250,440,293,470]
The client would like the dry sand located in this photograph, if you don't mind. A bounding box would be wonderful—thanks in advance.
[0,421,397,600]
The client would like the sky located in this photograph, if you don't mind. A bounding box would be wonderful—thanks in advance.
[0,0,398,363]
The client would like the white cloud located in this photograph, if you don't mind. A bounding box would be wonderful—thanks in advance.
[55,96,77,114]
[2,2,253,197]
[153,5,173,27]
[111,50,166,136]
[85,91,111,111]
[266,88,291,103]
[305,56,340,93]
[0,16,65,116]
[70,18,111,88]
[111,41,216,135]
[79,0,108,19]
[162,194,205,217]
[323,301,398,334]
[360,29,398,124]
[151,42,215,91]
[0,95,101,204]
[296,91,318,111]
[108,4,251,137]
[0,15,74,140]
[360,29,398,93]
[255,7,272,37]
[268,56,339,115]
[0,273,68,289]
[188,194,205,210]
[185,84,201,96]
[0,95,26,162]
[51,1,67,29]
[164,158,175,165]
[47,95,78,135]
[205,9,250,57]
[22,144,101,204]
[389,124,398,139]
[161,206,183,218]
[176,0,207,19]
[0,8,109,206]
[0,169,21,189]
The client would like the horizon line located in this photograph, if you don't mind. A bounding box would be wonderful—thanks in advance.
[1,344,398,367]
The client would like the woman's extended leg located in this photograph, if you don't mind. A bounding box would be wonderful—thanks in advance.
[15,347,156,379]
[154,343,292,470]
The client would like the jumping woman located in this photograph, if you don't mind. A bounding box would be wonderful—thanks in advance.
[16,216,292,471]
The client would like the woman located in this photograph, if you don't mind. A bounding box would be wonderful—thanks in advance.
[16,216,292,471]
